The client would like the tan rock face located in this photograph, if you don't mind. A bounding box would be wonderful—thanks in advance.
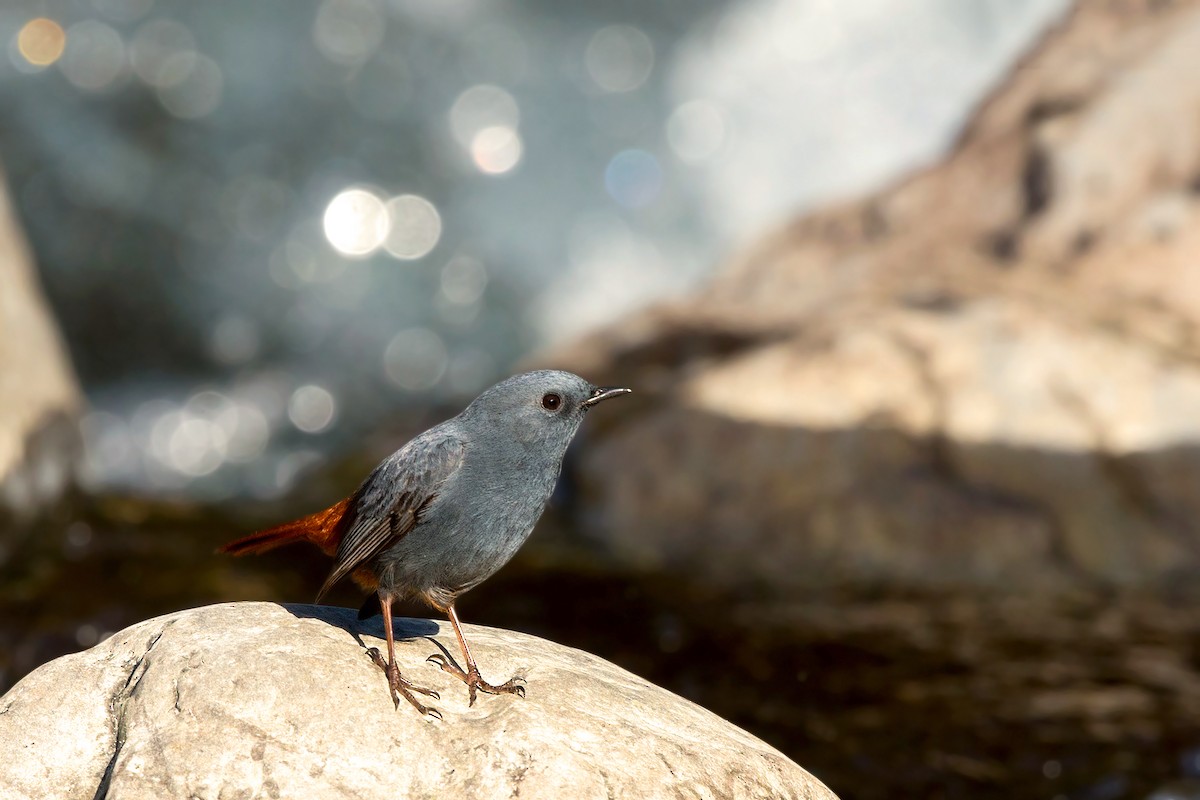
[0,602,835,800]
[542,1,1200,590]
[0,165,80,526]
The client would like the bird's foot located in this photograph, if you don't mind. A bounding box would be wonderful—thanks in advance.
[366,647,442,718]
[426,652,526,706]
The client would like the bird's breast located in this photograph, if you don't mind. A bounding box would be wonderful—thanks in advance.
[379,449,562,597]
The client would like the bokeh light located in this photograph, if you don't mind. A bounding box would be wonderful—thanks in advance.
[100,390,277,482]
[129,20,196,87]
[15,18,66,69]
[440,256,488,306]
[323,187,389,257]
[604,149,663,209]
[585,25,654,93]
[470,125,523,175]
[313,0,386,67]
[209,316,262,366]
[59,20,126,92]
[156,52,223,119]
[384,328,448,390]
[384,194,442,260]
[446,82,524,182]
[287,384,337,433]
[165,415,225,476]
[435,255,488,328]
[450,84,520,149]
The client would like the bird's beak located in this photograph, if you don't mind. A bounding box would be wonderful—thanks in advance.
[582,386,632,408]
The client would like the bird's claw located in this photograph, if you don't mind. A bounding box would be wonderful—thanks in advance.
[367,647,442,715]
[462,674,526,706]
[427,653,527,703]
[488,677,526,698]
[423,706,443,721]
[398,693,443,720]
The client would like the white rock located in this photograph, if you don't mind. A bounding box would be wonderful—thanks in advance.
[0,602,836,800]
[0,164,81,527]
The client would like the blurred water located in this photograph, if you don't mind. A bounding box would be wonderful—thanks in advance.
[0,0,1068,498]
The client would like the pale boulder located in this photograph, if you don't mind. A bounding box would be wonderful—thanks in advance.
[0,164,80,530]
[0,602,835,800]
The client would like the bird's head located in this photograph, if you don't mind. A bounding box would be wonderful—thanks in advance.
[460,370,630,444]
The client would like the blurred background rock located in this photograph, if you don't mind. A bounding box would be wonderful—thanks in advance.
[6,1,1200,799]
[0,164,81,541]
[0,0,1061,502]
[547,0,1200,593]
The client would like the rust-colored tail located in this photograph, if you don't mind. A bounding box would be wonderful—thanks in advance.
[218,497,354,558]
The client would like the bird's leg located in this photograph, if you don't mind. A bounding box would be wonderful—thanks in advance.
[365,592,441,718]
[427,604,525,706]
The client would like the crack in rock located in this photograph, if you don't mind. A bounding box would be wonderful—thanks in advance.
[93,623,172,800]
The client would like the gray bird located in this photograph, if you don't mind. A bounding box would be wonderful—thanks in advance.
[220,370,630,716]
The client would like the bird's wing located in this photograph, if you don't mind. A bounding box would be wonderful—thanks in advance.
[316,432,466,602]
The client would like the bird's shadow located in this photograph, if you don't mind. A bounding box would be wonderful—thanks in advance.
[284,602,438,649]
[282,603,463,671]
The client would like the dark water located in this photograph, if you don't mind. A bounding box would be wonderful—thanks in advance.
[4,496,1200,800]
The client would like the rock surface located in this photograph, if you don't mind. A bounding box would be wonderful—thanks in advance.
[0,602,835,800]
[541,0,1200,590]
[0,163,80,531]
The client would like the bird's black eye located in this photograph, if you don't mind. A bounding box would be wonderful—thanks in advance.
[541,392,562,411]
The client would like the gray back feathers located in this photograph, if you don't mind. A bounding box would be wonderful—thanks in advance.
[322,370,606,602]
